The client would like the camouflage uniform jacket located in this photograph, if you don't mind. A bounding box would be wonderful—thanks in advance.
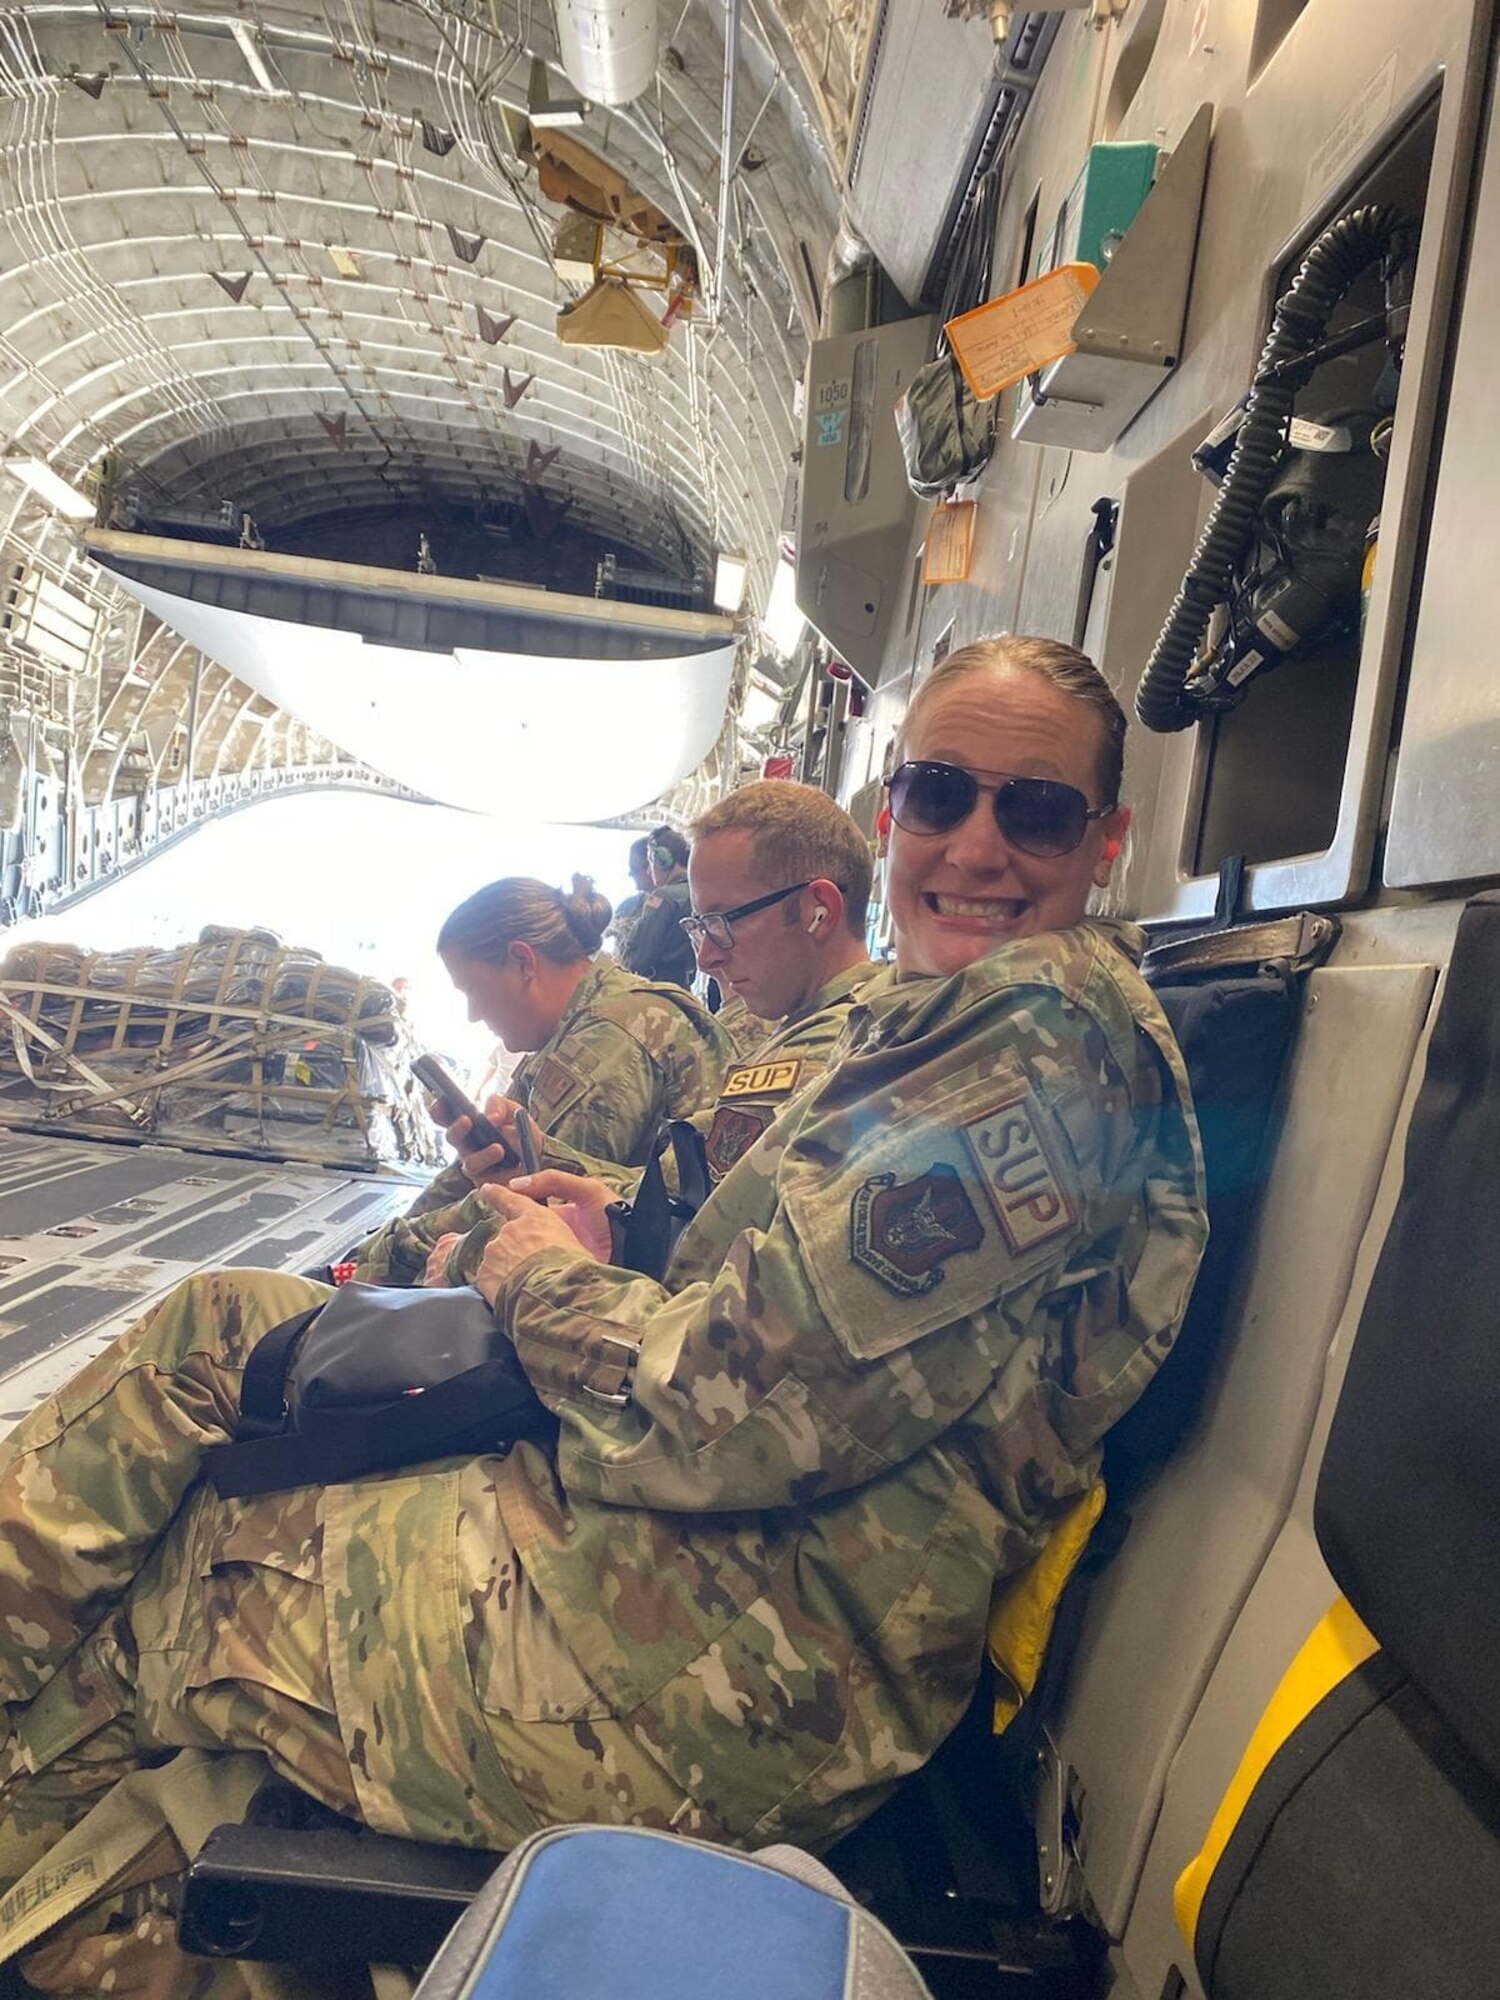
[712,990,777,1060]
[359,959,732,1274]
[539,958,878,1195]
[698,959,875,1182]
[447,919,1206,1844]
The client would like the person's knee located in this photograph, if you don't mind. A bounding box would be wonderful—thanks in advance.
[147,1269,329,1374]
[185,1268,327,1326]
[21,1270,328,1445]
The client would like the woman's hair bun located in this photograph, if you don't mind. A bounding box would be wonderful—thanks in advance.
[558,873,612,953]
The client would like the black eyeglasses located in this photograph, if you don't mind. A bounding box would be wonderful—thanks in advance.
[680,880,811,951]
[886,761,1114,858]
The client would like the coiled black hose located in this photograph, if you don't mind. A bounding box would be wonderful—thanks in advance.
[1135,204,1405,732]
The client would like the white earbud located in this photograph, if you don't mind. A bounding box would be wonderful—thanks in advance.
[807,909,827,934]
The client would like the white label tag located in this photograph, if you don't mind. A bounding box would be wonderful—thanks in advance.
[1226,649,1265,687]
[1288,417,1350,453]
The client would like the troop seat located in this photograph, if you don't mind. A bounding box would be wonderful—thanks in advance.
[179,1783,497,1968]
[1175,890,1500,1999]
[178,913,1330,1994]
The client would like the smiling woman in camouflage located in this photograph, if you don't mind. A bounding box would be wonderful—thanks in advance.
[0,637,1207,1997]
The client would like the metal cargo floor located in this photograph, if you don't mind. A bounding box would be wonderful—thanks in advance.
[0,1130,421,1436]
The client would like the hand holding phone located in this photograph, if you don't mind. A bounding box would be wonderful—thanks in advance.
[410,1054,516,1164]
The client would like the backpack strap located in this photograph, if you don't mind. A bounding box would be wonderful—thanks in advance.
[668,1120,710,1216]
[203,1353,550,1500]
[234,1304,325,1440]
[611,1121,711,1282]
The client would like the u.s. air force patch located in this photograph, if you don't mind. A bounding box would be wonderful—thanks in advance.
[850,1162,985,1297]
[705,1104,770,1180]
[962,1085,1076,1253]
[527,1055,585,1121]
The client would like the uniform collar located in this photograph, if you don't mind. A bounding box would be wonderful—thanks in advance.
[848,919,1146,1049]
[781,956,877,1028]
[550,958,610,1038]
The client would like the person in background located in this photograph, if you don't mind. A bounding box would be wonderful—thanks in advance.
[349,874,732,1281]
[619,825,695,988]
[604,835,653,959]
[401,782,877,1284]
[0,638,1206,1997]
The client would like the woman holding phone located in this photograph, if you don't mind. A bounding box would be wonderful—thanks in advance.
[353,874,732,1283]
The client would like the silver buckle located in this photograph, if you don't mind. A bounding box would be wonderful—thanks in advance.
[580,1332,639,1407]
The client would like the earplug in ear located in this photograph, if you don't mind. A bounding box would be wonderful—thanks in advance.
[1101,836,1123,863]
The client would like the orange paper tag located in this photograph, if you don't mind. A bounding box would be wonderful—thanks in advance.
[945,262,1100,402]
[923,500,978,585]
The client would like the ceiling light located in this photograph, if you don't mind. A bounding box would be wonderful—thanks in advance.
[527,57,586,129]
[3,457,95,521]
[713,550,749,614]
[229,19,282,96]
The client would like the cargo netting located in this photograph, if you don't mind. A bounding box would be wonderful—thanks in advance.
[0,927,445,1171]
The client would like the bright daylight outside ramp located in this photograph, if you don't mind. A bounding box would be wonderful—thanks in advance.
[84,531,738,823]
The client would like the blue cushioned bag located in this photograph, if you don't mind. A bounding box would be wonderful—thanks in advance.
[412,1824,933,2000]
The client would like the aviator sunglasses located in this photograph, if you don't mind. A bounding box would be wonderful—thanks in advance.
[886,761,1115,859]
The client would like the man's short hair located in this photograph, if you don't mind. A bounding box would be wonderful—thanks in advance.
[690,781,873,935]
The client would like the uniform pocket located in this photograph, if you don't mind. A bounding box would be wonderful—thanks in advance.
[128,1484,329,1710]
[190,1487,329,1704]
[783,1059,1085,1362]
[455,1469,609,1724]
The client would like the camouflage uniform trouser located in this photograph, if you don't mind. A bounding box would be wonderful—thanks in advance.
[0,1271,697,1995]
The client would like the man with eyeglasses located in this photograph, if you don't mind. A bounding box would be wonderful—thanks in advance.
[678,780,877,1181]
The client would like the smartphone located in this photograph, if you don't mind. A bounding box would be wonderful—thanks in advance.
[410,1054,515,1162]
[514,1105,542,1176]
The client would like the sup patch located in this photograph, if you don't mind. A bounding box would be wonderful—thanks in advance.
[962,1087,1076,1255]
[851,1163,985,1297]
[721,1058,803,1099]
[705,1104,770,1180]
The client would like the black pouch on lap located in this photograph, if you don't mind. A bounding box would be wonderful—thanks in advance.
[202,1285,554,1499]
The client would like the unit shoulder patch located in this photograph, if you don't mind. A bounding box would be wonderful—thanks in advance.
[705,1104,771,1181]
[961,1084,1077,1254]
[850,1163,985,1298]
[721,1058,804,1099]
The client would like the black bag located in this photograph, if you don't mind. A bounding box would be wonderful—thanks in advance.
[895,164,1003,500]
[202,1284,553,1499]
[202,1121,713,1501]
[607,1118,710,1280]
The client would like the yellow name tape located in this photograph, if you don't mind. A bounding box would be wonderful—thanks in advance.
[721,1058,803,1099]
